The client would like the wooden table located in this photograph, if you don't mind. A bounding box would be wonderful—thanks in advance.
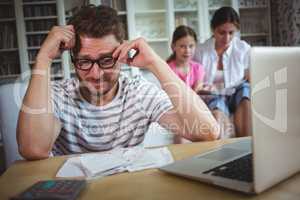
[0,137,300,200]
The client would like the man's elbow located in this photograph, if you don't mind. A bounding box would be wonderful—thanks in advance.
[17,125,54,160]
[18,143,50,160]
[193,122,220,141]
[203,122,220,141]
[203,129,220,141]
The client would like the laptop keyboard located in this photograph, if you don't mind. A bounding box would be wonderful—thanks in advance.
[203,153,253,182]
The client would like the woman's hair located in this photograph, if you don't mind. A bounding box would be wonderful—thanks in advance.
[166,25,198,63]
[68,4,125,56]
[210,6,240,31]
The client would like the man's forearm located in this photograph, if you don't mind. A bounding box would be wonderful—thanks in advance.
[150,59,220,140]
[17,58,59,159]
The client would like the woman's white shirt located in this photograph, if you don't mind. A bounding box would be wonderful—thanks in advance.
[194,37,251,88]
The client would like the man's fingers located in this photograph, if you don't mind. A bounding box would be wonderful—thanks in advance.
[59,28,75,50]
[118,44,135,63]
[58,33,72,50]
[65,25,74,32]
[112,41,128,60]
[120,39,143,63]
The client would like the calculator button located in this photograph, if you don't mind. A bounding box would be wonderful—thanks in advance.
[42,181,56,189]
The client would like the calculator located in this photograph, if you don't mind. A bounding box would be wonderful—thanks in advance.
[11,180,86,200]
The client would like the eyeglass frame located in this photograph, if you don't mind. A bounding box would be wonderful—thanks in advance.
[70,51,118,71]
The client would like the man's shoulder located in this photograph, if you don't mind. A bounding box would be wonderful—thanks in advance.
[120,73,161,98]
[51,78,78,94]
[120,73,155,89]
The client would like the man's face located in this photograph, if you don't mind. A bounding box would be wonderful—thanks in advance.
[74,34,121,97]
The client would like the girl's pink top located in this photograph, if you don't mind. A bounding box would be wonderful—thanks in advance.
[168,60,205,88]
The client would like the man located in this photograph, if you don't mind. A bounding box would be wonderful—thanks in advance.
[17,5,219,160]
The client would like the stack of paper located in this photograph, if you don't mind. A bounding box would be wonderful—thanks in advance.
[56,147,174,179]
[80,151,128,177]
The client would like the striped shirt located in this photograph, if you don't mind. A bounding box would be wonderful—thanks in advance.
[51,74,173,155]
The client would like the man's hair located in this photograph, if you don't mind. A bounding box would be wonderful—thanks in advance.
[68,5,125,56]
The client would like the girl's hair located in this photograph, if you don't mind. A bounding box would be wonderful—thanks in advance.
[166,25,197,63]
[210,6,240,31]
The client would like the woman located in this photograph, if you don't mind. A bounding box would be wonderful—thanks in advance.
[194,6,251,138]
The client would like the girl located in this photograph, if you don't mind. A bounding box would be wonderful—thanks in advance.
[167,25,205,93]
[167,25,206,144]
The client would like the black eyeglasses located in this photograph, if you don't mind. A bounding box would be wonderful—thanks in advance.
[71,54,117,71]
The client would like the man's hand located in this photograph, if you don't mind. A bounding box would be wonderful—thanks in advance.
[112,37,163,71]
[37,25,75,65]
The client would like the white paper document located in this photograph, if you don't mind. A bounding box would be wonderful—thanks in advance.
[56,147,174,179]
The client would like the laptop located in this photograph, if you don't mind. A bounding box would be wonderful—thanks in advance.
[159,47,300,194]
